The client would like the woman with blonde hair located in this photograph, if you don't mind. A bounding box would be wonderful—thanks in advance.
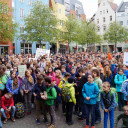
[104,65,113,85]
[54,70,62,86]
[44,61,51,74]
[21,70,34,115]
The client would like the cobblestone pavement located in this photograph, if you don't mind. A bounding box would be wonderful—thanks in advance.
[4,105,122,128]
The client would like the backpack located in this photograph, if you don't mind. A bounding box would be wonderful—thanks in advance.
[15,102,25,118]
[49,86,61,103]
[102,88,118,104]
[110,88,118,104]
[62,85,71,102]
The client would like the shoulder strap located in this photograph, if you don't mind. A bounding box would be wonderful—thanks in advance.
[117,75,119,81]
[49,86,54,96]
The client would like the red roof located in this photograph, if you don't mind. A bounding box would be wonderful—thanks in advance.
[108,1,118,11]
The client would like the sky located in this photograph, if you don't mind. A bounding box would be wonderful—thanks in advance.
[79,0,123,19]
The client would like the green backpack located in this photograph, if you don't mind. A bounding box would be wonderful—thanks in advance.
[62,86,71,102]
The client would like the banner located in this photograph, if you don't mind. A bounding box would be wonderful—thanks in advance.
[35,48,50,59]
[123,52,128,65]
[18,65,27,77]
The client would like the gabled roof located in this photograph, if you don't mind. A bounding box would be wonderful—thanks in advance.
[117,2,128,12]
[108,1,118,11]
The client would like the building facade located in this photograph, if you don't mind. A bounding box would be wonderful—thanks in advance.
[0,0,13,55]
[116,1,128,52]
[93,0,118,52]
[50,0,86,53]
[13,0,50,55]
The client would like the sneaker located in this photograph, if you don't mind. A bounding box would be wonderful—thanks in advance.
[67,121,74,125]
[3,118,7,124]
[48,124,56,128]
[95,120,101,124]
[78,117,86,121]
[36,120,41,125]
[11,117,16,122]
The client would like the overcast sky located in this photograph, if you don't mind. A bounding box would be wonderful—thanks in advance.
[79,0,123,19]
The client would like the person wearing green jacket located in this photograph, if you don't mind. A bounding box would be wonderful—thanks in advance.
[62,78,76,125]
[92,69,103,124]
[44,77,57,128]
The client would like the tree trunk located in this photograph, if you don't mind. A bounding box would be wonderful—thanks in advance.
[68,41,70,53]
[115,42,117,53]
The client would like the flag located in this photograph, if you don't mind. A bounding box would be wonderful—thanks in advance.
[108,52,112,60]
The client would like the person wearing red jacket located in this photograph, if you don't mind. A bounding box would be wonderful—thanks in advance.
[1,93,16,124]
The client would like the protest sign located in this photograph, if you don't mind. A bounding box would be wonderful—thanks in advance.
[18,65,27,77]
[123,52,128,65]
[35,48,50,59]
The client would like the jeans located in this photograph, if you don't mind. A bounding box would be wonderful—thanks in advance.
[104,108,114,128]
[66,102,73,123]
[0,116,2,128]
[95,101,101,122]
[1,106,16,119]
[85,104,95,126]
[118,92,125,110]
[80,96,86,119]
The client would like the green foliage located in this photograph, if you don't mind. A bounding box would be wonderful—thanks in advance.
[0,0,17,43]
[104,21,128,52]
[21,1,58,44]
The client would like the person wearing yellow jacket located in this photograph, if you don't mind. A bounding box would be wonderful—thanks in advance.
[58,72,70,114]
[62,78,76,125]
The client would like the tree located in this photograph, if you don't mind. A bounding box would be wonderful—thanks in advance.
[63,16,78,52]
[104,21,128,53]
[21,1,58,45]
[0,0,17,43]
[77,22,102,47]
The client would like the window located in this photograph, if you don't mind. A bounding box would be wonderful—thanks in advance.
[21,43,32,54]
[103,26,106,31]
[100,11,102,15]
[110,16,112,21]
[20,27,24,33]
[20,0,24,3]
[59,9,61,14]
[97,19,99,24]
[120,21,123,25]
[28,0,32,6]
[20,8,24,17]
[103,17,105,22]
[60,20,63,26]
[97,26,100,32]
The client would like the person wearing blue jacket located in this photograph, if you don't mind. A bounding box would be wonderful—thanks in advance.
[123,65,128,78]
[121,80,128,105]
[6,70,20,104]
[100,82,117,128]
[114,68,127,111]
[82,74,99,128]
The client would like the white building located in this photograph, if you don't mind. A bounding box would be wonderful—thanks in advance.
[93,0,118,52]
[116,1,128,52]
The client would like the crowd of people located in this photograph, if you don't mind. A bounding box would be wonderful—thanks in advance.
[0,51,128,128]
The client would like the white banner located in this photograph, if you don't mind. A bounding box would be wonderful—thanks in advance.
[35,48,50,59]
[123,52,128,65]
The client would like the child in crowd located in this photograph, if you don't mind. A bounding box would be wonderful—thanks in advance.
[61,65,66,77]
[33,75,48,125]
[6,71,20,104]
[63,78,76,125]
[101,82,117,128]
[44,77,57,128]
[82,74,99,128]
[59,72,71,115]
[92,69,102,124]
[114,105,128,128]
[114,68,127,110]
[21,70,34,115]
[1,93,16,124]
